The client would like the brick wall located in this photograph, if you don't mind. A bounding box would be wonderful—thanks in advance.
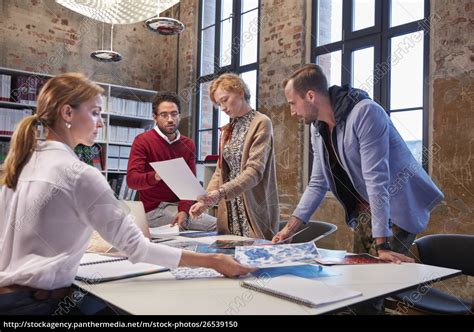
[427,0,473,238]
[258,0,307,219]
[0,0,162,89]
[149,0,200,137]
[423,0,473,301]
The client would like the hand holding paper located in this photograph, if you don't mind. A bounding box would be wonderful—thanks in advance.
[189,201,208,218]
[198,190,221,206]
[149,158,206,200]
[155,172,162,182]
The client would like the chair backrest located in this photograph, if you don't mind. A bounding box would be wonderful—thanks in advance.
[122,200,151,239]
[415,234,474,276]
[278,220,337,243]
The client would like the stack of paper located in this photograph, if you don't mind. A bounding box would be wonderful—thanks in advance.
[149,224,180,238]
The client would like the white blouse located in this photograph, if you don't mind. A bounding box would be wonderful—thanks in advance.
[0,140,182,290]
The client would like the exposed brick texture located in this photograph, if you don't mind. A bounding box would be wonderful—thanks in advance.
[0,0,162,89]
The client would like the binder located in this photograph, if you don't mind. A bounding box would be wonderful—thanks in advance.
[76,253,168,283]
[240,275,362,307]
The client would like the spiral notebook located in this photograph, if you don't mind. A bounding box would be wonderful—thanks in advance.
[76,253,169,283]
[241,275,362,307]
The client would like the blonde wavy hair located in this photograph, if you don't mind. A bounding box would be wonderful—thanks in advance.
[209,73,251,105]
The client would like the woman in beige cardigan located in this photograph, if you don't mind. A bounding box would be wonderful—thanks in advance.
[190,73,279,240]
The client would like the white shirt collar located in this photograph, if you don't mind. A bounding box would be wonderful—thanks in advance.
[154,125,180,144]
[37,140,79,158]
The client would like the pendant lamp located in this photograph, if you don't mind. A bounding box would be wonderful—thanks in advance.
[90,24,122,62]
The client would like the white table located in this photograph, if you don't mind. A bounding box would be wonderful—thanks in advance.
[74,235,461,315]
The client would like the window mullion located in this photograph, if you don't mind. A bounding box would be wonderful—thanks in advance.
[212,106,219,155]
[343,0,352,41]
[422,0,430,169]
[231,0,240,72]
[381,0,390,112]
[214,0,222,73]
[341,0,351,85]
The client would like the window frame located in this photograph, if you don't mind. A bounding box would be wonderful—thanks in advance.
[195,0,260,162]
[311,0,430,170]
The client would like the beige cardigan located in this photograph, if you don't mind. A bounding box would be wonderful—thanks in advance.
[207,111,280,240]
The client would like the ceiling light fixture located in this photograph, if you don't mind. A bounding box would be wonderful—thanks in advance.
[144,1,184,35]
[56,0,180,25]
[145,16,184,35]
[90,23,122,62]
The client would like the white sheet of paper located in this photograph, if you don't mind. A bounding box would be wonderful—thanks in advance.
[150,158,206,200]
[149,224,180,238]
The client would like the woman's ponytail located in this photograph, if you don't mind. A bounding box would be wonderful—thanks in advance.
[0,115,39,189]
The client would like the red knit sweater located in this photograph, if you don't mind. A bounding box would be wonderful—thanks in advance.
[126,129,196,213]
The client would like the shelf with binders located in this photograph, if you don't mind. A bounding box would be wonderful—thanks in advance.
[0,100,36,110]
[103,86,155,201]
[0,66,157,199]
[106,144,131,173]
[0,67,51,107]
[108,84,155,120]
[107,172,138,201]
[106,86,155,147]
[0,108,34,138]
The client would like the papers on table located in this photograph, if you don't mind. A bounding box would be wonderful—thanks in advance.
[209,239,272,249]
[149,224,180,238]
[171,267,223,280]
[179,231,219,238]
[234,242,320,268]
[164,240,200,251]
[149,157,206,200]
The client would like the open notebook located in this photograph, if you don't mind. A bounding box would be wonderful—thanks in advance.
[76,253,168,283]
[241,275,362,307]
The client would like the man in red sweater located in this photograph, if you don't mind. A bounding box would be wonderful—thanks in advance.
[127,92,216,231]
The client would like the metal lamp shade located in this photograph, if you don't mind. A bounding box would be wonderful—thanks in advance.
[145,17,184,35]
[90,50,123,62]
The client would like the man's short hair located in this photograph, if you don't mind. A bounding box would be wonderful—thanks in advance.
[152,92,182,115]
[282,64,329,97]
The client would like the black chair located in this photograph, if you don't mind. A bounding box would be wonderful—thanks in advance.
[278,220,337,243]
[392,234,474,315]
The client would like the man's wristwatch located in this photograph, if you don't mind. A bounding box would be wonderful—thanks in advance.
[375,241,392,252]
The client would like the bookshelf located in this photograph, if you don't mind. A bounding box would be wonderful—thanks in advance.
[0,67,156,199]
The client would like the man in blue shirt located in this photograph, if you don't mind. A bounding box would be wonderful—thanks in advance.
[273,64,444,264]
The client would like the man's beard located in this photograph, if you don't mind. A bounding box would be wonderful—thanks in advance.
[160,124,177,135]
